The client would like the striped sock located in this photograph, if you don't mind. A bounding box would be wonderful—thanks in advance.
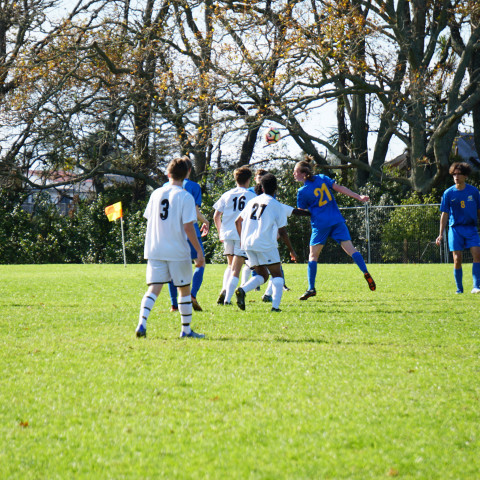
[138,292,157,329]
[178,295,193,334]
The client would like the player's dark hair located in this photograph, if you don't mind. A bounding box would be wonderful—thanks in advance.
[260,173,277,196]
[295,156,315,181]
[234,166,252,185]
[255,168,268,177]
[449,162,471,176]
[167,157,189,180]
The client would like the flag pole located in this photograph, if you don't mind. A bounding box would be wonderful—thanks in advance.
[120,216,127,267]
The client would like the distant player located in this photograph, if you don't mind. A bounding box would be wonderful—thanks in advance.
[293,157,375,299]
[213,166,257,305]
[135,157,205,339]
[166,157,209,312]
[234,173,298,312]
[435,162,480,294]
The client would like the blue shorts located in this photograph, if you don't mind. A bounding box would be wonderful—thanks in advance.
[448,225,480,251]
[310,221,351,246]
[188,236,204,259]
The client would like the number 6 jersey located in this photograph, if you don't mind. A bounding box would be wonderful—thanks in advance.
[143,184,197,261]
[213,186,257,241]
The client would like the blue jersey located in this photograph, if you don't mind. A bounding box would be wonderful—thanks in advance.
[440,184,480,227]
[297,174,345,228]
[163,178,202,236]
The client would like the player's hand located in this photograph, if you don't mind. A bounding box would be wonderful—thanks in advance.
[358,195,370,203]
[196,252,205,267]
[435,235,443,246]
[200,222,209,237]
[290,251,298,263]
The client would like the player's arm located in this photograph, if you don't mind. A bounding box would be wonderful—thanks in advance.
[278,226,298,263]
[291,208,311,217]
[213,210,223,240]
[436,212,449,246]
[235,215,243,238]
[184,221,205,267]
[333,183,369,203]
[196,205,210,236]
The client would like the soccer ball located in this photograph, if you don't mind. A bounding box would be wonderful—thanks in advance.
[264,128,281,145]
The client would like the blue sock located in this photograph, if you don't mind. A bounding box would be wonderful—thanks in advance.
[168,281,178,308]
[454,268,463,293]
[352,251,368,274]
[307,261,317,291]
[191,266,204,298]
[472,263,480,289]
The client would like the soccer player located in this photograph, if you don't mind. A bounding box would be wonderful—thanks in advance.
[166,157,209,312]
[435,162,480,294]
[135,157,205,339]
[213,166,257,305]
[234,173,298,312]
[293,157,376,300]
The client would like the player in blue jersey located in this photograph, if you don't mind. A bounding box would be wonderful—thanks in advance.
[293,158,376,300]
[166,157,209,311]
[435,162,480,294]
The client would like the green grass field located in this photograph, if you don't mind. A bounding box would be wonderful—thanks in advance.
[1,263,479,479]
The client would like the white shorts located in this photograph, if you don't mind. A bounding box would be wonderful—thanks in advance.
[146,259,192,286]
[245,248,281,267]
[223,239,247,258]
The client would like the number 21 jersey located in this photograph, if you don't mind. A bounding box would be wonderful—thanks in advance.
[143,184,197,261]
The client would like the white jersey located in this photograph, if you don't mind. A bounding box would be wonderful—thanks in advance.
[143,184,197,261]
[213,186,256,241]
[239,193,288,252]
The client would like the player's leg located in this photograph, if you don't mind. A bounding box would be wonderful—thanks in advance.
[224,255,245,304]
[218,253,233,304]
[470,246,480,293]
[167,281,178,311]
[268,263,284,311]
[235,252,267,311]
[136,260,165,337]
[452,250,463,293]
[190,237,205,311]
[340,239,376,291]
[300,243,322,300]
[241,265,253,285]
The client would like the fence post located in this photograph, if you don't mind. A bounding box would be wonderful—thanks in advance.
[365,203,371,264]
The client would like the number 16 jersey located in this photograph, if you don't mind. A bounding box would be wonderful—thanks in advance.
[143,183,197,261]
[297,174,344,228]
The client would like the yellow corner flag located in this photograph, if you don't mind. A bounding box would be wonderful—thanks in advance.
[105,202,123,222]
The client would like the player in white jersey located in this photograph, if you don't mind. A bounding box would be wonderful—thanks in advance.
[213,167,257,304]
[135,157,205,339]
[234,173,298,312]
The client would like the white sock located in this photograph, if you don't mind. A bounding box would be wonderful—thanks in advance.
[138,292,157,328]
[264,279,273,296]
[241,266,252,285]
[272,277,284,309]
[241,274,265,293]
[222,267,232,291]
[178,295,192,334]
[225,276,239,303]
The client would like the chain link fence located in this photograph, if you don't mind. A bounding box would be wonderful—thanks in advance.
[314,204,475,265]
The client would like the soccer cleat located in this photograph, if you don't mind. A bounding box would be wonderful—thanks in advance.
[135,325,147,338]
[255,286,261,292]
[224,301,232,306]
[216,290,226,305]
[235,287,246,310]
[180,330,205,339]
[191,297,203,311]
[456,290,464,294]
[271,307,281,312]
[170,306,179,312]
[471,287,480,294]
[283,284,290,291]
[364,272,376,291]
[262,294,273,303]
[299,288,316,300]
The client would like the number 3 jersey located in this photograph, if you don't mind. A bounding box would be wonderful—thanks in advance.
[297,174,344,228]
[238,193,288,252]
[440,184,480,227]
[143,184,197,261]
[213,186,257,241]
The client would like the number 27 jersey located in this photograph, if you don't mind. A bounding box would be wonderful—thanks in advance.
[143,184,197,261]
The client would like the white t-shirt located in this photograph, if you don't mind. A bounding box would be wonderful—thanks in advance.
[143,184,197,261]
[239,193,288,252]
[213,186,257,241]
